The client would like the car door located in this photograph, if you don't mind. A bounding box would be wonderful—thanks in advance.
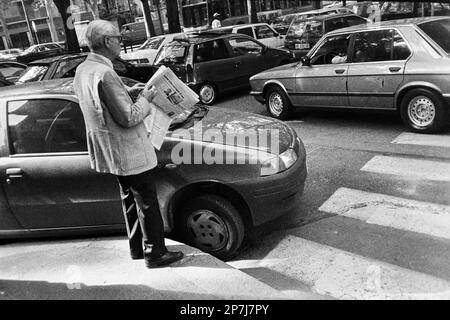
[254,24,284,48]
[0,96,123,229]
[347,29,410,109]
[193,39,240,90]
[292,33,351,107]
[225,36,274,86]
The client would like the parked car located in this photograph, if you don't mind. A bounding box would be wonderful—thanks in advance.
[121,21,148,47]
[274,6,355,36]
[16,42,66,64]
[213,23,285,48]
[121,33,184,65]
[0,48,24,60]
[15,54,154,84]
[153,32,295,104]
[0,60,26,83]
[0,78,307,259]
[380,2,450,21]
[285,13,370,56]
[250,17,450,133]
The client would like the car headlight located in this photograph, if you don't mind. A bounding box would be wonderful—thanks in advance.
[260,148,297,176]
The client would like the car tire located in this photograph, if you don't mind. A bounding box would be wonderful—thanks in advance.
[176,194,245,260]
[400,88,449,133]
[198,83,217,105]
[265,86,292,120]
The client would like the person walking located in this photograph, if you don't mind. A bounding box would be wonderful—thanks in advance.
[73,20,183,269]
[211,12,222,29]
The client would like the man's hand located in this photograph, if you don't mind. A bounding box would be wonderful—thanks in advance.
[141,85,157,103]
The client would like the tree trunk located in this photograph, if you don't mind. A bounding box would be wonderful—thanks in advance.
[0,15,12,48]
[312,1,322,10]
[166,0,181,33]
[54,0,80,53]
[141,0,156,37]
[86,0,100,20]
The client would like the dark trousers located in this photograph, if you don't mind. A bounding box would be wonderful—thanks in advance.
[116,169,167,258]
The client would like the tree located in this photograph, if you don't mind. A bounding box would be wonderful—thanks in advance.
[166,0,181,33]
[85,0,100,20]
[0,0,13,48]
[53,0,80,52]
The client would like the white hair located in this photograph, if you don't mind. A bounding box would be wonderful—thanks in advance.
[85,20,119,51]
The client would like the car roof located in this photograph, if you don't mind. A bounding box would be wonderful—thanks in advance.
[0,60,26,66]
[28,53,87,65]
[171,32,248,44]
[0,78,75,99]
[328,16,450,34]
[301,12,360,22]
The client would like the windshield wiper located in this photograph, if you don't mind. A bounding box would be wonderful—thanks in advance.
[169,104,209,131]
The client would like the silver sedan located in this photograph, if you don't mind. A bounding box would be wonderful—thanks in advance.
[250,16,450,133]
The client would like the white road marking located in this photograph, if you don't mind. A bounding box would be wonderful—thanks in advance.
[319,187,450,240]
[228,235,450,300]
[361,155,450,181]
[392,132,450,148]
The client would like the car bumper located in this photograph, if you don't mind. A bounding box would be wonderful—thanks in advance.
[250,90,265,104]
[229,148,307,227]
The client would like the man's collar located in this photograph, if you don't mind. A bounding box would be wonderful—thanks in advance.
[88,52,114,69]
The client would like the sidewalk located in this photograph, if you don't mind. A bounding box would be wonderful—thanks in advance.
[0,236,300,300]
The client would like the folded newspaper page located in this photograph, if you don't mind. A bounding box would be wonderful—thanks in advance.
[142,65,199,150]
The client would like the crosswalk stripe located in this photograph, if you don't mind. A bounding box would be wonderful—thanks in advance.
[318,187,450,240]
[361,155,450,181]
[228,235,450,300]
[391,132,450,148]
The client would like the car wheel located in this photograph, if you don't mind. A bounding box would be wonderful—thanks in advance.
[265,86,292,120]
[199,83,217,105]
[176,195,245,260]
[400,88,448,133]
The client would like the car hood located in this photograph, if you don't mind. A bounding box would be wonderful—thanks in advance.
[173,107,294,155]
[250,62,298,81]
[121,49,157,61]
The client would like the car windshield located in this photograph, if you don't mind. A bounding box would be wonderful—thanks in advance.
[154,42,189,64]
[419,18,450,54]
[15,65,48,83]
[139,37,165,50]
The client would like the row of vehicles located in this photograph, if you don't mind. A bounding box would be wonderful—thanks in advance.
[0,7,450,259]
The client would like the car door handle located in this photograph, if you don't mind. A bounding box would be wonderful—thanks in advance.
[6,168,23,184]
[335,69,345,74]
[389,66,401,72]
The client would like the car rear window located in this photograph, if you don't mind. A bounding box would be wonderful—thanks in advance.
[154,42,189,64]
[287,20,323,38]
[16,65,49,84]
[140,37,165,50]
[418,19,450,54]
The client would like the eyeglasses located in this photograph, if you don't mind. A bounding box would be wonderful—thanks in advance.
[106,35,122,43]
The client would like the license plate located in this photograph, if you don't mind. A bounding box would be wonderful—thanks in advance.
[295,43,310,49]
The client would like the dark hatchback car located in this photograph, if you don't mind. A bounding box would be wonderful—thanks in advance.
[285,13,369,57]
[16,42,66,64]
[0,79,307,259]
[153,32,295,105]
[15,54,154,84]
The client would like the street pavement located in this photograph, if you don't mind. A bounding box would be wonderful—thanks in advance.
[215,93,450,299]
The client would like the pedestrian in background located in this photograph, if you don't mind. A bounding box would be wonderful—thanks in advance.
[73,20,184,269]
[211,12,222,28]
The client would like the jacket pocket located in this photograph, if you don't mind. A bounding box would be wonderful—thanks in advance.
[118,135,148,172]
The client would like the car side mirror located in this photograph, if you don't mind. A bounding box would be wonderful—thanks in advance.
[301,55,311,66]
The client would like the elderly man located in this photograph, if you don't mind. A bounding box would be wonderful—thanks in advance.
[73,20,183,268]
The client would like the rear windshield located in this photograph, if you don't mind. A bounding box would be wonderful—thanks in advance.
[154,42,189,64]
[287,20,323,38]
[140,37,165,50]
[418,18,450,54]
[16,65,48,84]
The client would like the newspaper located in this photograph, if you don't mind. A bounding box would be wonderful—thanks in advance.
[142,65,199,150]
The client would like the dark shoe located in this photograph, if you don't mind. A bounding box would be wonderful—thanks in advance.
[130,252,144,260]
[145,251,184,268]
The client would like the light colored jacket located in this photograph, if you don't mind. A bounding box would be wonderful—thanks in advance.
[73,53,157,176]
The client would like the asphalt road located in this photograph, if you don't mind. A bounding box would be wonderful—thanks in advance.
[215,88,450,299]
